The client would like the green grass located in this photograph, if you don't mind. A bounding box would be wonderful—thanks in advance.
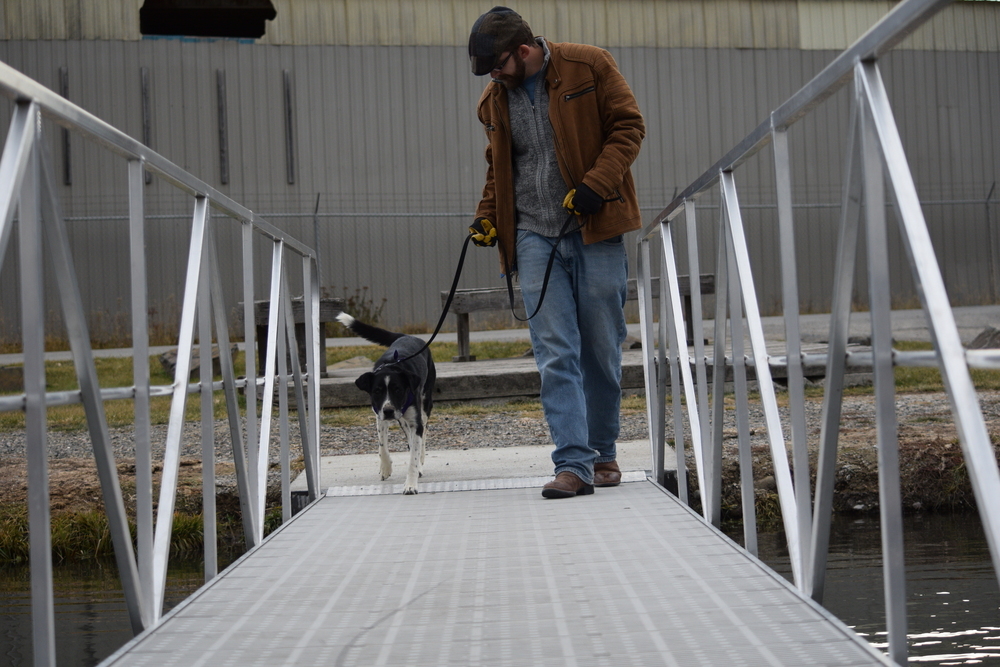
[0,353,242,432]
[326,340,531,365]
[879,340,1000,393]
[5,338,999,433]
[0,505,255,565]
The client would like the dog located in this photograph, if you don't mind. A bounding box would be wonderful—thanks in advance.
[336,312,436,495]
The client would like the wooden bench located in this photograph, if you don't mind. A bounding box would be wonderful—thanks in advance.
[441,275,716,361]
[240,297,344,375]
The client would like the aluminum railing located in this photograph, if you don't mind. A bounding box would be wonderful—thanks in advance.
[635,0,1000,664]
[0,60,322,665]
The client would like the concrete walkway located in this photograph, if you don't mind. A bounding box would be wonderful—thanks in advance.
[291,439,665,496]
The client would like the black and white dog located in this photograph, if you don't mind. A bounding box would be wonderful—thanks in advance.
[336,312,436,495]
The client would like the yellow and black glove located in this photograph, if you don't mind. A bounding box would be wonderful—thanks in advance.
[469,217,498,247]
[562,183,604,217]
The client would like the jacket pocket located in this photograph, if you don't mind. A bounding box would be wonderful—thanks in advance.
[564,85,596,102]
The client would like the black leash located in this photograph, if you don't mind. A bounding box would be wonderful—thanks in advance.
[393,211,582,365]
[505,211,581,322]
[391,231,476,364]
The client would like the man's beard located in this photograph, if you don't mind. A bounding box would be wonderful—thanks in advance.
[493,52,527,90]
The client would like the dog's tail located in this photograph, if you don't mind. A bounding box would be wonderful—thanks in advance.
[336,312,405,347]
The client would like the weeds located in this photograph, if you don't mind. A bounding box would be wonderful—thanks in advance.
[0,502,286,565]
[326,286,387,337]
[0,298,183,353]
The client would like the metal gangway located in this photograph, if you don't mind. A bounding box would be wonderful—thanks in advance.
[0,0,996,666]
[0,49,324,665]
[634,0,1000,664]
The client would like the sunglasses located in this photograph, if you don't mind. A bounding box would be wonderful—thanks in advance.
[492,51,514,72]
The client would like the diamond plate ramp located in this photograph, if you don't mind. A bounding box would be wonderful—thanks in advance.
[101,479,891,667]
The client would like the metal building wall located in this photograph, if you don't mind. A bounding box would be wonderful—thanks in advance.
[0,3,998,341]
[6,1,999,51]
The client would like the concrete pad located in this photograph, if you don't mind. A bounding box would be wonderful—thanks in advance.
[291,439,672,493]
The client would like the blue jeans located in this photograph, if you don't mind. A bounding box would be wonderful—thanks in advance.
[515,229,628,485]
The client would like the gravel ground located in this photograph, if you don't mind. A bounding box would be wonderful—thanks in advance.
[0,389,997,515]
[0,411,652,462]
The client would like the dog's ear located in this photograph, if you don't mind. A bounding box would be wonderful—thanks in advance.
[355,372,374,393]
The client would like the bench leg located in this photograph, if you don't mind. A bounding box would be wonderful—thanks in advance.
[453,313,475,362]
[319,325,327,375]
[683,295,695,346]
[256,324,267,375]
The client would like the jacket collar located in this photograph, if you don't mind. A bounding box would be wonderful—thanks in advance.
[540,37,562,90]
[487,36,561,99]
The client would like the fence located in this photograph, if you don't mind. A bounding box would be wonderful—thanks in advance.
[634,0,1000,664]
[0,59,322,665]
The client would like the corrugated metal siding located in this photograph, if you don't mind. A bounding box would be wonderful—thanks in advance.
[3,1,999,50]
[0,0,141,41]
[798,1,892,50]
[799,1,1000,51]
[0,38,998,341]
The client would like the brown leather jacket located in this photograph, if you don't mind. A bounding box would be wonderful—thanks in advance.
[475,40,645,274]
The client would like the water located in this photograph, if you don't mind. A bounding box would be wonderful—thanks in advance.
[0,514,997,666]
[0,559,207,666]
[746,512,1000,665]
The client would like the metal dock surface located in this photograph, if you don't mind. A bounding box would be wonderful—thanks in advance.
[102,478,890,666]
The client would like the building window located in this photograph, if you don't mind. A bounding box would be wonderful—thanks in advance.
[140,0,276,39]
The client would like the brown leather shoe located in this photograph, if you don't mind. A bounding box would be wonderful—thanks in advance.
[542,471,595,499]
[593,460,622,487]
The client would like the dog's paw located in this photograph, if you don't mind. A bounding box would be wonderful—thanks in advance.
[403,486,418,495]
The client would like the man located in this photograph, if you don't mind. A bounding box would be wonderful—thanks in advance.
[467,7,645,499]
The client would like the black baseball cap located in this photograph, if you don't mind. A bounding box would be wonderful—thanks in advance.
[468,6,533,76]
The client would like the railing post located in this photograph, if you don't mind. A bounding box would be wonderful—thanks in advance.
[661,261,686,503]
[683,202,710,464]
[709,201,730,528]
[242,220,259,522]
[772,125,812,583]
[277,279,292,523]
[19,102,56,667]
[661,222,708,516]
[724,221,758,555]
[859,62,908,663]
[721,170,803,583]
[128,158,155,625]
[206,228,255,548]
[636,237,664,485]
[302,256,321,502]
[257,239,286,543]
[153,195,209,616]
[0,102,36,263]
[809,93,864,604]
[198,226,218,582]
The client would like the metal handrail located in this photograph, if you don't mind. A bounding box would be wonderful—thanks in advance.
[0,60,322,665]
[635,0,1000,664]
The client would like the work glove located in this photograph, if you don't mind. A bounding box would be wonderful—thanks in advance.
[469,217,498,247]
[562,183,604,217]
